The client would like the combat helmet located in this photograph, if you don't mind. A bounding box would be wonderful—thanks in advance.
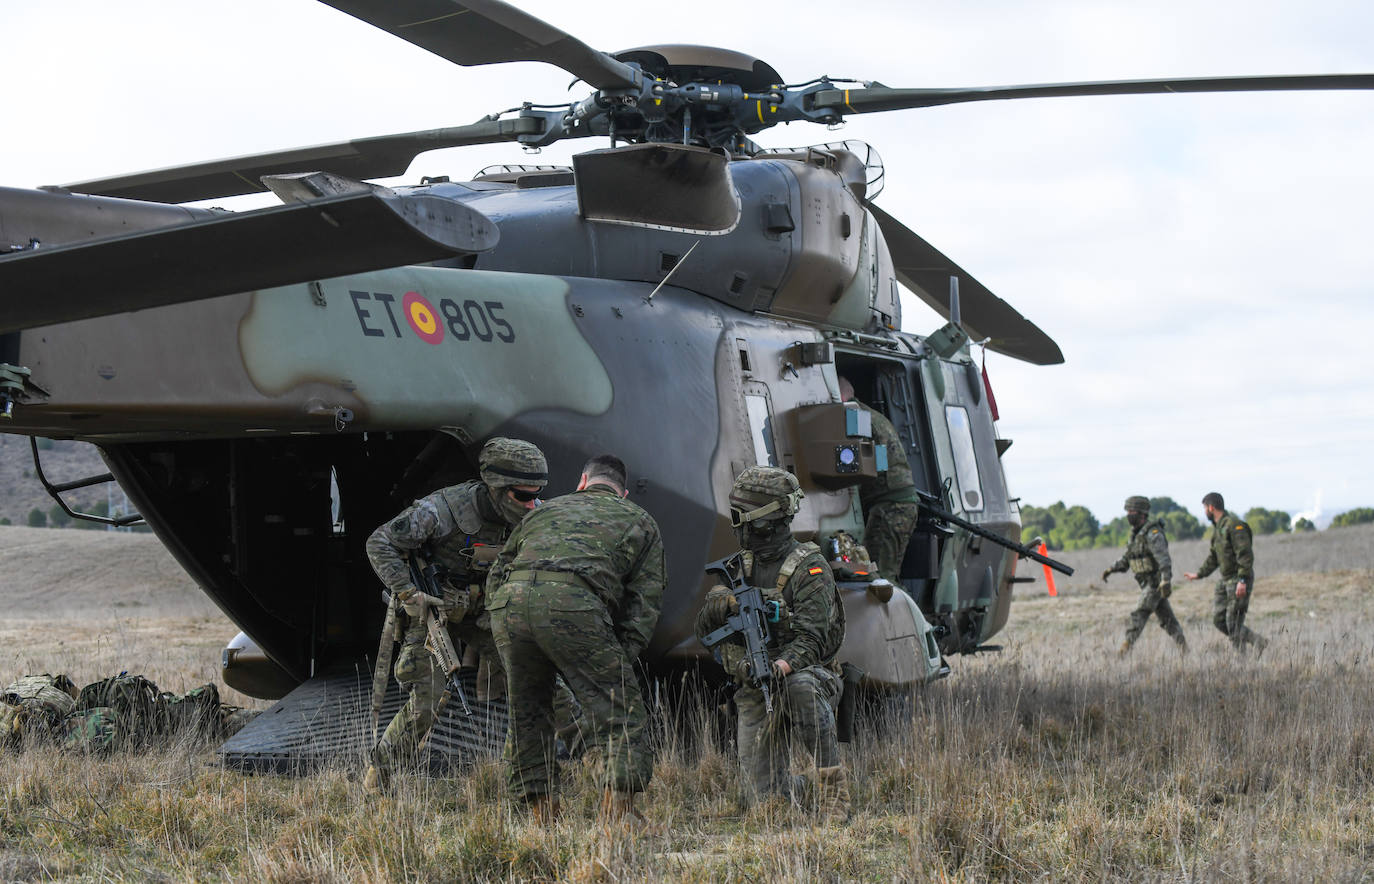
[479,437,548,491]
[729,466,804,526]
[1123,495,1150,514]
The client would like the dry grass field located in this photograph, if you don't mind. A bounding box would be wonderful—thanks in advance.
[2,524,1374,881]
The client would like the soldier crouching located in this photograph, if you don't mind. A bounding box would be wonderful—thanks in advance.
[696,466,850,818]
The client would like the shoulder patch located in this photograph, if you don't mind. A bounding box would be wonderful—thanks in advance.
[1235,525,1245,530]
[808,565,825,575]
[1150,528,1160,535]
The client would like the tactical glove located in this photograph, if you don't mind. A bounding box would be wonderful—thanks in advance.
[1101,569,1112,582]
[399,586,444,618]
[700,586,739,628]
[1158,582,1172,599]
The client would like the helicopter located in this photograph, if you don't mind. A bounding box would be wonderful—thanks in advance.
[2,0,1371,769]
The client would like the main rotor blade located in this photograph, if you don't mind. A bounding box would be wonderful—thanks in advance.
[814,73,1374,115]
[870,205,1063,366]
[0,190,495,334]
[319,0,641,91]
[63,117,542,204]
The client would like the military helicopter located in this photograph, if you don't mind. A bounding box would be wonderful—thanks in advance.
[2,0,1370,769]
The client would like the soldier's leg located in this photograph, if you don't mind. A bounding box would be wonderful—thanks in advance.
[489,588,560,801]
[1123,586,1156,647]
[734,684,789,801]
[779,667,842,769]
[535,591,652,794]
[453,616,506,702]
[374,628,444,773]
[864,502,920,583]
[1211,581,1232,639]
[1154,597,1188,649]
[1226,581,1261,649]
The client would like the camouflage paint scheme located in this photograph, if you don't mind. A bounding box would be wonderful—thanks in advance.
[3,147,1021,700]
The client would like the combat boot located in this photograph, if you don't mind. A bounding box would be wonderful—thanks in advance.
[599,788,648,827]
[362,763,390,794]
[816,765,851,822]
[530,793,561,825]
[1253,634,1270,658]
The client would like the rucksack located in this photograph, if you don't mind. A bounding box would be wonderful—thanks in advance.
[0,674,79,749]
[65,673,164,752]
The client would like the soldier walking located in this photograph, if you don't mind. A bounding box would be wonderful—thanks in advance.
[1102,496,1186,654]
[695,466,850,818]
[1185,492,1268,654]
[486,454,665,824]
[363,437,548,790]
[838,376,919,582]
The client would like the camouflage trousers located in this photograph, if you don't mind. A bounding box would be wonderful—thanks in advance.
[373,615,579,772]
[1124,583,1186,647]
[490,579,653,800]
[734,665,843,801]
[864,500,920,582]
[1213,579,1262,649]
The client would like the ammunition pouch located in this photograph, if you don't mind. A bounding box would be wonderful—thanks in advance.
[1127,557,1154,575]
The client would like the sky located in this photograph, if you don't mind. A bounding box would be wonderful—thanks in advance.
[3,0,1372,528]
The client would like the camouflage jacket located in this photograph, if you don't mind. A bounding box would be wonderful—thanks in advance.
[1108,519,1172,587]
[854,401,917,506]
[721,539,846,671]
[366,480,510,600]
[1197,511,1255,582]
[486,484,665,659]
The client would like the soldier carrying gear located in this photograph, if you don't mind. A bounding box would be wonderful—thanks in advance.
[364,436,580,791]
[1103,495,1186,655]
[696,466,850,819]
[839,376,920,583]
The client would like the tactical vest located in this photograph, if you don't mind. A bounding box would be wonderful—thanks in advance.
[742,541,847,665]
[1124,519,1165,577]
[421,482,511,616]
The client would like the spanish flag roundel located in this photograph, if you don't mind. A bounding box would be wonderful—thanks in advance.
[403,291,443,345]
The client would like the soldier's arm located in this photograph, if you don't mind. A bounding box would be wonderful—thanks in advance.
[1233,522,1255,580]
[1107,555,1128,574]
[365,501,441,597]
[1147,527,1172,586]
[776,558,834,671]
[1195,543,1218,579]
[614,516,666,659]
[484,521,524,597]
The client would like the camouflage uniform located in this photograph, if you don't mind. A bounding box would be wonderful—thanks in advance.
[1196,511,1263,650]
[1105,498,1185,651]
[853,401,920,582]
[486,483,665,802]
[696,467,847,808]
[365,438,564,777]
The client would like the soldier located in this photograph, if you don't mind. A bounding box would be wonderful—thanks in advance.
[486,454,665,824]
[695,466,849,817]
[363,437,548,791]
[1102,496,1187,654]
[1184,492,1268,654]
[838,376,919,582]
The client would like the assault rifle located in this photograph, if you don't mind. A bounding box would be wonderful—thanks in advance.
[407,552,472,719]
[915,489,1074,576]
[700,552,777,714]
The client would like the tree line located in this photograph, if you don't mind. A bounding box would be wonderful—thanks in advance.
[1021,498,1374,551]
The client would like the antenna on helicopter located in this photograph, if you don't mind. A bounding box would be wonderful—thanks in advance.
[948,275,961,329]
[644,241,701,305]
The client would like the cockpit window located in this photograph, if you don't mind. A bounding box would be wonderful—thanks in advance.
[945,405,983,511]
[745,393,778,467]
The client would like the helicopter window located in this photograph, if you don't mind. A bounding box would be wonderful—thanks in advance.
[945,405,983,512]
[745,393,778,467]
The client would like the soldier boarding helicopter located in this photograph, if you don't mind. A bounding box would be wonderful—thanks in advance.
[2,0,1370,769]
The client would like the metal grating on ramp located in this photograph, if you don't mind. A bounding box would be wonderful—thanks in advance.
[218,666,508,775]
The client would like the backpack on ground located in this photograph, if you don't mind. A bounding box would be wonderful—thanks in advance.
[0,674,79,750]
